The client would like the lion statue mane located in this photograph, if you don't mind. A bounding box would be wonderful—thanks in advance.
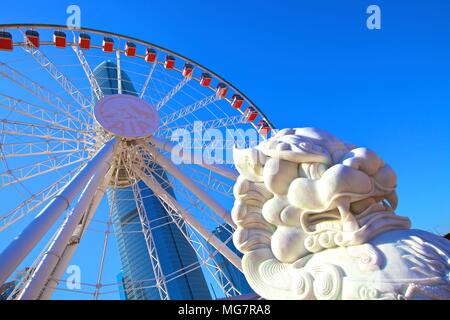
[232,127,450,300]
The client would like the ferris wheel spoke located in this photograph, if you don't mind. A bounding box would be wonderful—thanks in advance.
[132,152,242,272]
[146,135,239,181]
[0,141,90,159]
[159,94,219,127]
[0,140,91,159]
[181,166,234,199]
[123,154,170,300]
[156,114,247,139]
[116,50,122,94]
[137,159,240,296]
[0,151,87,189]
[138,152,227,228]
[98,259,201,294]
[156,76,191,111]
[20,33,93,116]
[136,141,235,228]
[145,151,236,234]
[0,93,85,131]
[0,63,92,128]
[0,165,83,233]
[144,147,234,201]
[71,40,104,101]
[0,119,95,144]
[139,59,158,98]
[171,177,235,235]
[142,90,202,130]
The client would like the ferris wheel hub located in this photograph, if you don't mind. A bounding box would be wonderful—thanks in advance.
[94,94,159,139]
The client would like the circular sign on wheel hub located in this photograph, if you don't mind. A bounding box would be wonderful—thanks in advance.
[94,94,160,139]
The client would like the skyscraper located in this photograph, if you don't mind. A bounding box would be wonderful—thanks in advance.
[208,224,254,296]
[93,61,211,300]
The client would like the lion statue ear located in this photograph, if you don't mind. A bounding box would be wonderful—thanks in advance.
[232,145,267,182]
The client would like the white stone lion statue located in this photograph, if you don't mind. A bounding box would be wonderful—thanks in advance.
[232,127,450,300]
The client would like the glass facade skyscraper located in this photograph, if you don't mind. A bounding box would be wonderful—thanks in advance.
[93,61,211,300]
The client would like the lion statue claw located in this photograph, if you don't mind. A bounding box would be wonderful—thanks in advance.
[232,127,450,300]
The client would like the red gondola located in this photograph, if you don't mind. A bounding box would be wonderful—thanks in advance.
[216,83,228,98]
[199,73,212,87]
[164,55,175,69]
[78,33,91,50]
[102,37,114,52]
[53,31,66,48]
[145,48,157,63]
[182,63,194,78]
[244,106,258,122]
[257,120,270,136]
[0,31,13,51]
[125,42,136,57]
[231,94,243,109]
[24,30,39,48]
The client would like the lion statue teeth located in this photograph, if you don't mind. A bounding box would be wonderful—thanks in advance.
[232,127,450,300]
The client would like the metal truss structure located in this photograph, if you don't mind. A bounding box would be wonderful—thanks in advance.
[0,24,274,300]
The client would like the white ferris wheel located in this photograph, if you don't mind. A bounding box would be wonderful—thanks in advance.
[0,24,274,300]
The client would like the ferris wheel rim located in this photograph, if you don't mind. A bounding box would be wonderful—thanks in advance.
[0,23,276,130]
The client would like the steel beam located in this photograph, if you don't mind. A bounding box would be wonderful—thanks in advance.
[71,42,104,101]
[0,151,87,189]
[147,135,238,181]
[0,138,117,286]
[0,93,81,131]
[137,141,235,228]
[129,173,170,300]
[156,76,190,111]
[139,59,158,98]
[21,34,93,114]
[0,62,90,128]
[17,170,110,300]
[159,94,218,126]
[116,50,122,94]
[156,114,246,139]
[135,155,240,296]
[133,160,242,271]
[38,165,115,300]
[0,167,82,232]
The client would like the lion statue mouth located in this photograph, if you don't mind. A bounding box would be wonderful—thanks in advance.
[231,127,449,300]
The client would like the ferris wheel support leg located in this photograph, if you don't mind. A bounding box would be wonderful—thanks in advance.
[137,140,235,228]
[0,138,118,286]
[147,136,239,181]
[17,167,113,300]
[133,162,242,271]
[27,165,116,300]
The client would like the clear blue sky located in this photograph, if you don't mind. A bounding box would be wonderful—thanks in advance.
[0,0,449,299]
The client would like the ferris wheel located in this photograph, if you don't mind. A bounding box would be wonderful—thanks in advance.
[0,24,274,300]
